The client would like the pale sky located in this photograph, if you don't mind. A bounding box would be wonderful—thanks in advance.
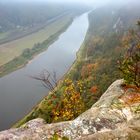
[0,0,132,6]
[0,0,111,4]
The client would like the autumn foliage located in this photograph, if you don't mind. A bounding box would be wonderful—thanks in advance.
[90,85,98,93]
[52,79,85,121]
[119,23,140,88]
[120,89,140,106]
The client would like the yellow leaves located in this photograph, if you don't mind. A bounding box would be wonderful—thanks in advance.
[54,116,59,121]
[63,98,68,103]
[54,111,59,116]
[136,43,140,49]
[77,81,84,90]
[64,79,72,86]
[62,110,72,118]
[52,79,85,122]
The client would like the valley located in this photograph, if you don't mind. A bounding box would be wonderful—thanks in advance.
[0,12,89,131]
[0,1,139,138]
[14,3,140,128]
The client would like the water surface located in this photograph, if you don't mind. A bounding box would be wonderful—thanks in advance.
[0,13,89,130]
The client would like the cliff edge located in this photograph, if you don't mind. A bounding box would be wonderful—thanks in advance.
[0,79,140,140]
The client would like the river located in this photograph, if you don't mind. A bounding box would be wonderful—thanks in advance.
[0,12,89,131]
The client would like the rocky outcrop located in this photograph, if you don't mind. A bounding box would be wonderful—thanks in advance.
[77,118,140,140]
[0,79,140,140]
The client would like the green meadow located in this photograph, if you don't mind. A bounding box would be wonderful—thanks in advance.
[0,14,73,66]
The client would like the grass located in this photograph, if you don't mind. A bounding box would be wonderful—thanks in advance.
[0,32,10,40]
[0,14,74,66]
[0,16,74,77]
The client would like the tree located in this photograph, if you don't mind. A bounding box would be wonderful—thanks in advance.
[52,79,85,121]
[119,23,140,88]
[22,48,31,57]
[31,69,57,92]
[31,71,85,122]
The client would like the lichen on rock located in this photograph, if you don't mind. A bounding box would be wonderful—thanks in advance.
[0,80,140,140]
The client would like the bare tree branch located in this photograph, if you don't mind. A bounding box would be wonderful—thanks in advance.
[30,69,58,93]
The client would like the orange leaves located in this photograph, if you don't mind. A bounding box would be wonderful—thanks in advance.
[120,92,140,105]
[122,84,140,92]
[87,64,95,73]
[90,85,98,93]
[120,84,140,105]
[81,63,97,79]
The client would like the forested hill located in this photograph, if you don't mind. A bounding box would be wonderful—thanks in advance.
[88,2,140,36]
[0,3,62,31]
[0,3,80,32]
[0,2,88,32]
[0,2,89,46]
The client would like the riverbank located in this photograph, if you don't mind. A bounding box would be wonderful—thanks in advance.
[0,17,74,78]
[13,7,128,128]
[0,12,71,45]
[12,13,90,128]
[0,12,89,131]
[0,13,75,67]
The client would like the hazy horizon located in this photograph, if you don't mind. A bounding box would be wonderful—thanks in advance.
[0,0,134,5]
[0,0,138,9]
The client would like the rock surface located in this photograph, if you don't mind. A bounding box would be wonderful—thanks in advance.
[0,80,140,140]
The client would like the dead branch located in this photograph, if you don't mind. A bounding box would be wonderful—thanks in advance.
[30,69,58,93]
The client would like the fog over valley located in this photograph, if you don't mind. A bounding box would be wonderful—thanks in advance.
[0,0,139,139]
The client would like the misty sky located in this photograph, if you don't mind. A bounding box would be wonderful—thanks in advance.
[0,0,111,4]
[0,0,133,6]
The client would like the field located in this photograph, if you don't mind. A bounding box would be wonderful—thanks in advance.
[0,32,10,40]
[0,14,73,66]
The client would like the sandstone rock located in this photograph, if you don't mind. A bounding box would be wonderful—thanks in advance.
[0,80,140,140]
[76,118,140,140]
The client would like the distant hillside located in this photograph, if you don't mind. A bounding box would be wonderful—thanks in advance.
[0,3,68,32]
[0,2,89,44]
[0,2,89,32]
